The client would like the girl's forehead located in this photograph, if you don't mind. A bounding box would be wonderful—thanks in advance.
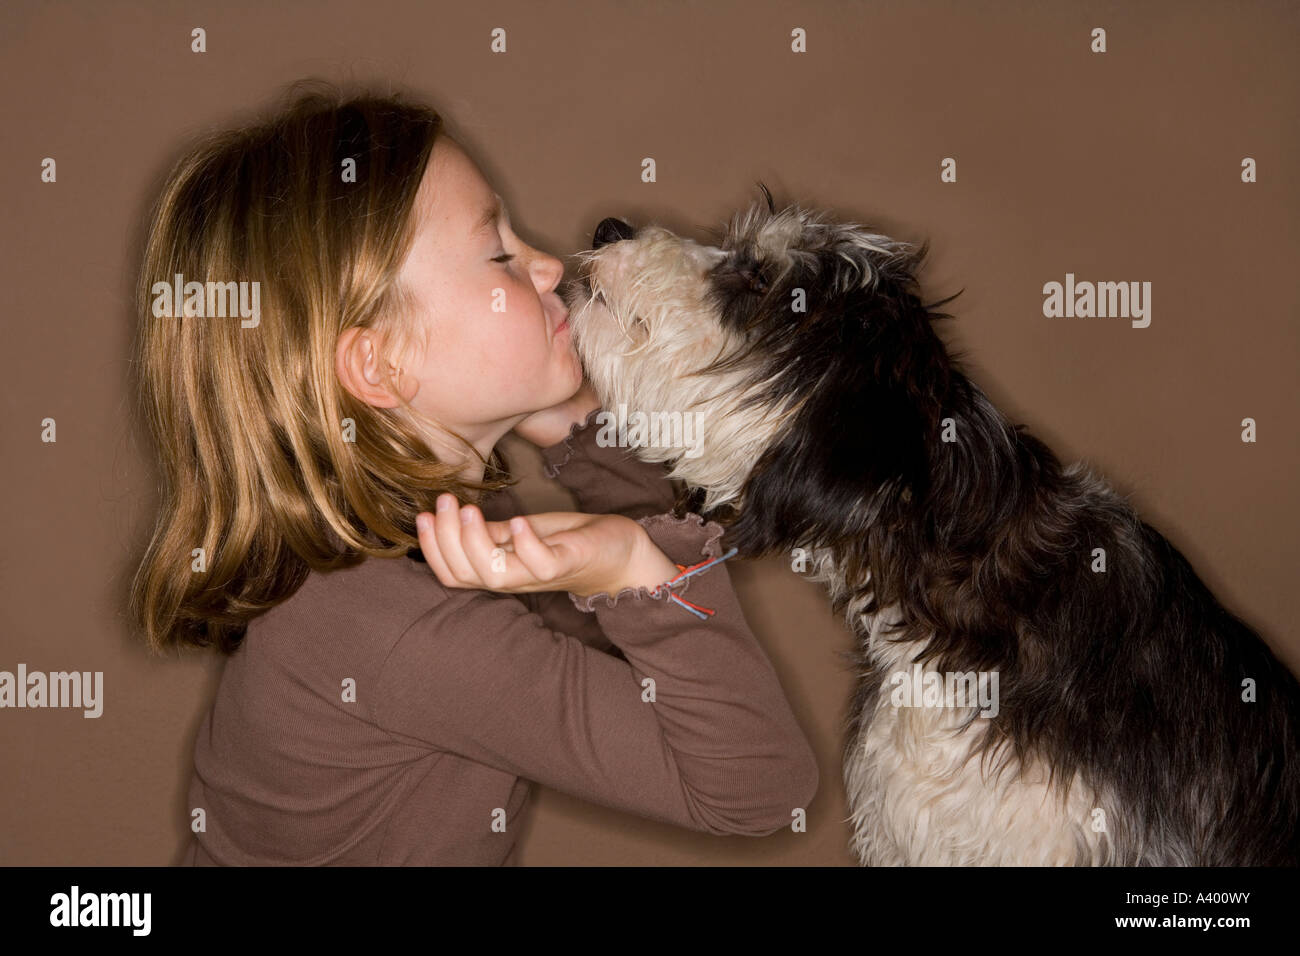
[415,141,498,236]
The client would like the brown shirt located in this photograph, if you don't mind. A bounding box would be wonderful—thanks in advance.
[182,409,819,865]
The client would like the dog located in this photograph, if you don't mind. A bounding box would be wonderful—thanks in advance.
[560,187,1300,865]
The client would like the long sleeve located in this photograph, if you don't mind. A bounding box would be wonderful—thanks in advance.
[538,406,682,519]
[373,511,820,837]
[481,407,690,651]
[474,483,613,651]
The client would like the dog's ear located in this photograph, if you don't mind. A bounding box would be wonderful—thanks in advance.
[723,347,933,558]
[722,249,959,558]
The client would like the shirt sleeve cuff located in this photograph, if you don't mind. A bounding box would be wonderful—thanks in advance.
[540,406,603,479]
[567,512,728,613]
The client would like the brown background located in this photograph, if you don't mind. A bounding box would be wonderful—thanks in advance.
[1,0,1296,866]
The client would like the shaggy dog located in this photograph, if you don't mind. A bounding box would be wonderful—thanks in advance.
[559,187,1300,865]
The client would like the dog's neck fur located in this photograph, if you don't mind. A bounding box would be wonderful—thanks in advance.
[723,358,1144,682]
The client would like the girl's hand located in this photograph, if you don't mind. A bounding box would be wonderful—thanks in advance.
[416,493,679,598]
[510,380,601,448]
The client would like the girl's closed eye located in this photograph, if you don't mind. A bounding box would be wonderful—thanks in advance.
[492,253,515,263]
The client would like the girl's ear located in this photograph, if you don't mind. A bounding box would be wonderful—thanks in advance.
[336,327,415,408]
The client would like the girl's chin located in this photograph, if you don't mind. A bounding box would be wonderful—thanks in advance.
[539,357,583,401]
[562,344,583,377]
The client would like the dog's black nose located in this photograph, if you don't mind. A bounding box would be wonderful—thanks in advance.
[593,217,635,249]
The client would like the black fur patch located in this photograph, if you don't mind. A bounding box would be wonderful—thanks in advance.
[702,198,1300,864]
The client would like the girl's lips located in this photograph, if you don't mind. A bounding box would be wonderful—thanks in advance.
[554,315,569,334]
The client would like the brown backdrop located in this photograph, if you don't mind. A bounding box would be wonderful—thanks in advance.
[1,0,1296,866]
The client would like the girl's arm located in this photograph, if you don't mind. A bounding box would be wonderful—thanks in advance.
[538,406,682,519]
[521,405,688,642]
[373,511,819,837]
[478,486,614,652]
[489,404,689,651]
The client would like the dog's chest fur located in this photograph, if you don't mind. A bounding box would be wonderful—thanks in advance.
[808,550,1112,865]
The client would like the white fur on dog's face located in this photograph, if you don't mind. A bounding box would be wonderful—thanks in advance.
[562,224,782,513]
[562,201,916,514]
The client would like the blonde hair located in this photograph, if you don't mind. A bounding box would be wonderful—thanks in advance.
[130,82,515,654]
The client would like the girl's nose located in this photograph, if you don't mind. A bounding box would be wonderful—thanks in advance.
[592,217,635,248]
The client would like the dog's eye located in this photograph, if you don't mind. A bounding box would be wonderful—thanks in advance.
[731,255,768,295]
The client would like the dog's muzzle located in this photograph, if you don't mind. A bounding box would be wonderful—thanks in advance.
[579,216,636,306]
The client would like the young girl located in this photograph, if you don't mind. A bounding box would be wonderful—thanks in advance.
[132,82,819,865]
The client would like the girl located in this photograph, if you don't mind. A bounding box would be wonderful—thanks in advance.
[132,82,819,865]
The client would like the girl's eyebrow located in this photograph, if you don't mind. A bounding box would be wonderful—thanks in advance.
[472,193,508,236]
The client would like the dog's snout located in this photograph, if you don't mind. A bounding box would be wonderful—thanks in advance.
[593,217,635,249]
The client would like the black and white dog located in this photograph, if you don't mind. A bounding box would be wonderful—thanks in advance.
[561,188,1300,865]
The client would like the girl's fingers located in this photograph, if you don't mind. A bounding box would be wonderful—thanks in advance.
[416,510,458,587]
[417,498,594,592]
[458,504,517,586]
[512,511,591,538]
[433,494,478,584]
[482,519,515,548]
[507,516,565,584]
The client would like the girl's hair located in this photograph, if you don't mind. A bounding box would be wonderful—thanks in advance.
[130,81,515,655]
